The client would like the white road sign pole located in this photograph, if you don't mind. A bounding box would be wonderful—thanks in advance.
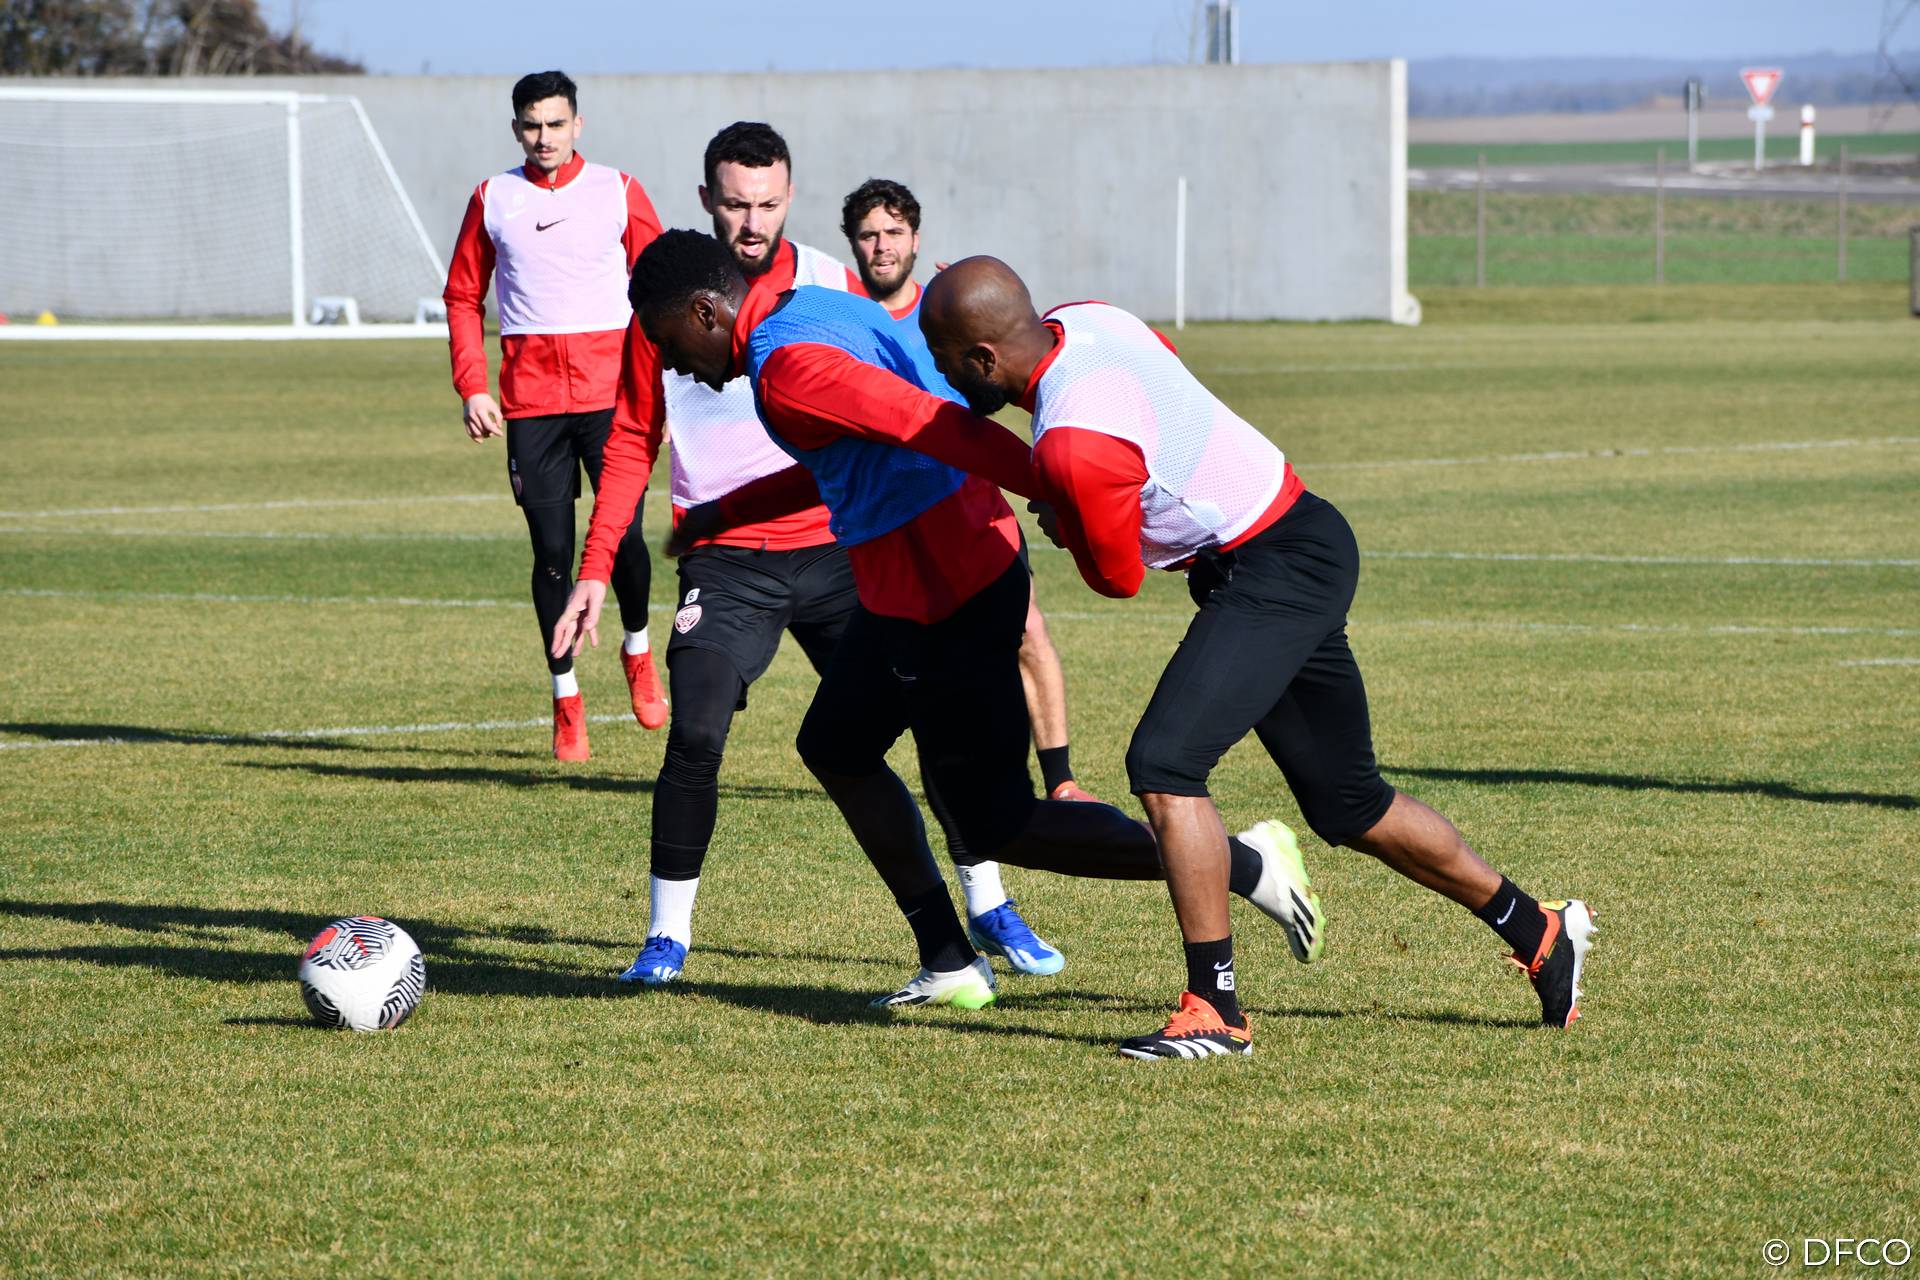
[1800,103,1817,166]
[1741,67,1783,171]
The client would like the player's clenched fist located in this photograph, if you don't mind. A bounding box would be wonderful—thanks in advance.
[462,392,505,441]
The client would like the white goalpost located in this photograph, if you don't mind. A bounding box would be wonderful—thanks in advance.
[0,86,447,340]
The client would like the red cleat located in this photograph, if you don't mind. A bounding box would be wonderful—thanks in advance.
[1049,779,1102,803]
[622,648,669,730]
[552,693,590,761]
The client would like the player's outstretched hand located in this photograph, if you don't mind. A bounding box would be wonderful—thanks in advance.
[462,392,505,442]
[1028,499,1065,549]
[550,579,607,659]
[663,501,725,559]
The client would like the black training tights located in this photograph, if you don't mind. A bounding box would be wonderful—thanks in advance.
[650,647,745,880]
[522,500,650,675]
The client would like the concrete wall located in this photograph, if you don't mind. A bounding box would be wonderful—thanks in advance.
[9,63,1416,323]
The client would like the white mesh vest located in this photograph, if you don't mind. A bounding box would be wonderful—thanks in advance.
[482,162,633,336]
[1035,303,1287,569]
[663,242,851,509]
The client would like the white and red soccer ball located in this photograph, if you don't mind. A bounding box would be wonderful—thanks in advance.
[298,916,426,1031]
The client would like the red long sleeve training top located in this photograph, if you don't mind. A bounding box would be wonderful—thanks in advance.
[577,241,872,581]
[442,152,662,417]
[720,284,1041,624]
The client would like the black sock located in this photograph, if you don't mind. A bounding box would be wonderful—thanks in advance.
[1183,935,1243,1027]
[1474,876,1546,958]
[1226,836,1261,898]
[896,884,976,973]
[1036,745,1074,794]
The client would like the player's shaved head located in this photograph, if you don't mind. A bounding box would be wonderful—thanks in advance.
[920,257,1056,417]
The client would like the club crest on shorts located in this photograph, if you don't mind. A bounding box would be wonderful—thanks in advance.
[674,603,703,633]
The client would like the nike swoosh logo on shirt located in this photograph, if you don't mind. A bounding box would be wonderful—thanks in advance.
[536,219,567,231]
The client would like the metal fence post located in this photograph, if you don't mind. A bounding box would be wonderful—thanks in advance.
[1838,144,1850,284]
[1655,146,1666,286]
[1475,152,1487,288]
[1910,224,1919,316]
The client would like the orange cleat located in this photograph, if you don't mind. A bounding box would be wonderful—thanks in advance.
[622,648,669,730]
[1118,992,1252,1060]
[1049,779,1101,803]
[552,692,590,761]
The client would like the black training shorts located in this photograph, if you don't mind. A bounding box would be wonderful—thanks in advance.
[1124,491,1396,846]
[795,557,1037,858]
[505,409,615,508]
[666,542,859,700]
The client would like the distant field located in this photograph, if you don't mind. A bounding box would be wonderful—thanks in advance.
[2,306,1916,1275]
[1409,131,1920,169]
[1410,189,1920,287]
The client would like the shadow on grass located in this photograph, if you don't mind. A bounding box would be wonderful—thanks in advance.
[235,760,817,801]
[668,979,1117,1047]
[1390,763,1916,811]
[0,721,557,759]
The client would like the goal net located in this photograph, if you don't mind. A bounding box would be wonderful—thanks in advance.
[0,87,444,332]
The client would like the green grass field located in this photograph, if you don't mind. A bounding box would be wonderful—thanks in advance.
[1408,131,1920,169]
[3,289,1916,1276]
[1411,190,1920,287]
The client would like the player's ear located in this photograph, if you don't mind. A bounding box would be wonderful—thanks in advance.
[969,344,997,380]
[690,293,717,332]
[697,185,713,214]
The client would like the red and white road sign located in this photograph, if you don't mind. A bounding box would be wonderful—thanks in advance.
[1741,67,1783,106]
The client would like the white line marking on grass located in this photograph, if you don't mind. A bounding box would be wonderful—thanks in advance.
[1042,610,1920,639]
[1306,435,1920,475]
[1371,550,1919,569]
[1836,657,1920,667]
[3,587,683,612]
[0,527,519,543]
[0,714,634,751]
[0,494,504,519]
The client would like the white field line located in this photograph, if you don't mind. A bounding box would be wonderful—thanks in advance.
[0,494,503,520]
[1371,549,1919,569]
[0,526,519,543]
[7,589,1915,637]
[2,437,1909,526]
[0,713,632,752]
[1836,658,1920,667]
[1303,435,1920,475]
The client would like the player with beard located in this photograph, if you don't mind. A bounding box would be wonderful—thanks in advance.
[918,256,1597,1056]
[840,178,1097,811]
[555,230,1326,1012]
[441,69,667,761]
[567,126,1065,986]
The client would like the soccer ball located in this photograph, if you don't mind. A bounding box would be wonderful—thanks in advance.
[298,916,426,1031]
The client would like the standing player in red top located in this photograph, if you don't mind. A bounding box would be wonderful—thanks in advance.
[441,70,667,762]
[564,127,1066,986]
[555,231,1324,1012]
[920,257,1597,1057]
[840,178,1098,810]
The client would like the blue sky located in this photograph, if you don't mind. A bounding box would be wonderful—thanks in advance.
[262,0,1893,76]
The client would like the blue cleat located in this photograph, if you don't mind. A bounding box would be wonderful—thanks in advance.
[617,935,687,985]
[967,898,1065,976]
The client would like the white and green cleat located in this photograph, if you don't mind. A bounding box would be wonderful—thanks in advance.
[1237,819,1326,963]
[870,956,998,1009]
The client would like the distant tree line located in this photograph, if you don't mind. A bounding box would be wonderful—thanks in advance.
[1,0,362,76]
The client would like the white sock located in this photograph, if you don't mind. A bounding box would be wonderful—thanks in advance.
[648,875,699,946]
[551,669,579,699]
[956,862,1008,919]
[623,627,651,656]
